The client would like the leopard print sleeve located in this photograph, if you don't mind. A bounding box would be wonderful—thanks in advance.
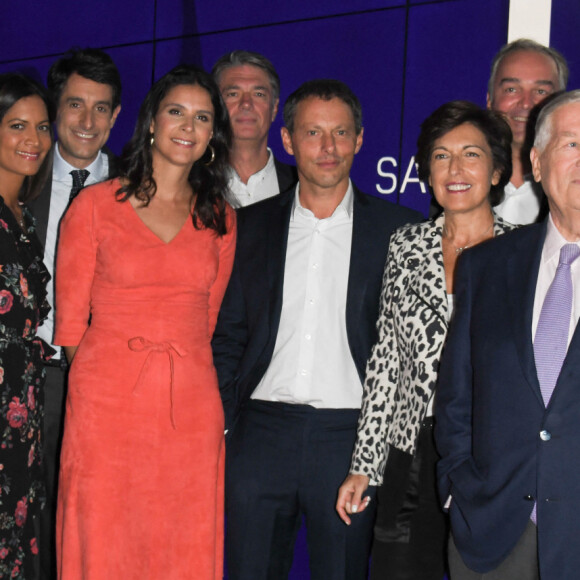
[350,226,407,484]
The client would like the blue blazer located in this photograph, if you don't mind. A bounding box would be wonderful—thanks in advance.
[436,220,580,580]
[212,185,421,430]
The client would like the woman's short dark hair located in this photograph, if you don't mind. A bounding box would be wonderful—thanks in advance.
[416,100,512,207]
[117,64,232,236]
[0,73,55,203]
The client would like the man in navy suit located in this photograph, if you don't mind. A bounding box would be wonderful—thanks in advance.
[436,89,580,580]
[212,79,420,579]
[29,47,121,580]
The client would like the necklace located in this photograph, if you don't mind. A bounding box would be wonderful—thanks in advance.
[443,221,494,255]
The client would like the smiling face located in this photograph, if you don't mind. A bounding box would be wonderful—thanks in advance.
[531,102,580,239]
[149,84,214,171]
[428,122,500,215]
[55,73,120,168]
[0,95,51,184]
[487,50,559,149]
[218,64,278,147]
[281,96,363,196]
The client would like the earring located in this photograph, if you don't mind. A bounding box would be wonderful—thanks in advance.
[205,144,215,166]
[150,133,155,147]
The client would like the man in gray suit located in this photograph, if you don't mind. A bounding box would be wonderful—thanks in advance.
[212,50,296,206]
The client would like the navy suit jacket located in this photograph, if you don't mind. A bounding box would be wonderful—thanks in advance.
[29,146,118,250]
[212,185,421,430]
[273,157,297,194]
[436,220,580,580]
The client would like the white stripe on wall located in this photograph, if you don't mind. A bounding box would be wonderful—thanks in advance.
[508,0,552,45]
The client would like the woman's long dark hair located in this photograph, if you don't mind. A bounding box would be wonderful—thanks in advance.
[117,65,232,235]
[0,73,55,203]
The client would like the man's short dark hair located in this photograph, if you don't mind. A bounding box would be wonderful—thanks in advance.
[488,38,568,101]
[47,47,122,110]
[416,100,513,207]
[283,79,362,135]
[212,50,280,103]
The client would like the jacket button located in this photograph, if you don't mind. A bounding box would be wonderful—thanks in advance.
[523,495,534,501]
[540,430,551,441]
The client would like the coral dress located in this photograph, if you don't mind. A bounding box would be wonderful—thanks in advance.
[54,179,236,580]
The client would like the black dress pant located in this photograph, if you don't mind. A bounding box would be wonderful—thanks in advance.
[370,418,448,580]
[225,400,376,580]
[40,364,67,580]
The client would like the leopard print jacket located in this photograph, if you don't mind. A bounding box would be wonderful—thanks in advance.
[349,213,516,484]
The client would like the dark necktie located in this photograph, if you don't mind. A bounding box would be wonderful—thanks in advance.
[69,169,90,202]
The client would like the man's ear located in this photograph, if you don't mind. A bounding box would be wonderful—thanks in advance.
[530,147,542,183]
[281,127,294,156]
[110,105,121,129]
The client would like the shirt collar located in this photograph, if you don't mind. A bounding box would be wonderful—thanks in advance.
[543,213,580,264]
[229,147,276,184]
[53,143,107,183]
[291,180,354,221]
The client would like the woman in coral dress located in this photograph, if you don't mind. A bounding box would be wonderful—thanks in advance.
[54,65,236,579]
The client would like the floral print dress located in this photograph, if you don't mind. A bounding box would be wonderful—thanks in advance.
[0,197,52,580]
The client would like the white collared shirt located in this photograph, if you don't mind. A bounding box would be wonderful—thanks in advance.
[36,145,110,355]
[251,181,362,408]
[532,214,580,347]
[494,177,544,225]
[227,148,280,207]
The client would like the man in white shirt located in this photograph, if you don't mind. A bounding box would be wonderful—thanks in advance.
[487,38,568,225]
[212,50,296,207]
[212,79,420,579]
[29,47,121,579]
[436,90,580,580]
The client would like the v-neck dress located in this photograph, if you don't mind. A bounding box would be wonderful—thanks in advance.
[53,179,236,579]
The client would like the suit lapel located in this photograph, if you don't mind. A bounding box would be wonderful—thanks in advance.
[29,175,52,251]
[346,188,373,333]
[266,189,294,331]
[506,222,547,405]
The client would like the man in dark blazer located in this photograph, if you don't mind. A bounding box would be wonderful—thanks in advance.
[29,47,121,580]
[212,50,296,206]
[436,90,580,580]
[212,79,421,579]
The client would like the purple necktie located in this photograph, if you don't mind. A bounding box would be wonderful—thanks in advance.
[534,243,580,406]
[531,242,580,524]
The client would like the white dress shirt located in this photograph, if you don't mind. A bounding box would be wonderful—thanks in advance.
[494,178,544,226]
[36,145,110,357]
[227,148,280,207]
[251,181,363,409]
[532,214,580,347]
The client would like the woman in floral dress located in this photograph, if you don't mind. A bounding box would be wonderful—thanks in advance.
[0,73,54,580]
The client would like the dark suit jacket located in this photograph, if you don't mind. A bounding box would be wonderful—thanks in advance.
[273,157,297,194]
[435,220,580,580]
[212,185,421,430]
[30,146,118,250]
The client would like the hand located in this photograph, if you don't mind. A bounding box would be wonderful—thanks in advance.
[336,473,371,525]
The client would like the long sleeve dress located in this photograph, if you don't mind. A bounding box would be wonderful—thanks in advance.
[54,179,236,580]
[0,198,52,580]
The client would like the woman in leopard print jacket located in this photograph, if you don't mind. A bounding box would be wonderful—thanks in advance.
[337,101,518,579]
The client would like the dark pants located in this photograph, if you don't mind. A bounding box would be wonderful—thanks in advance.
[448,520,539,580]
[370,418,448,580]
[225,400,376,580]
[40,364,67,580]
